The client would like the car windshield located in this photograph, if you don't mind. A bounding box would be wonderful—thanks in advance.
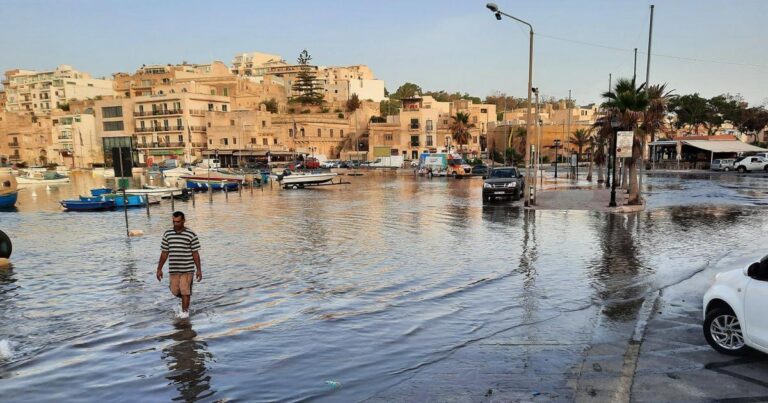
[489,169,517,179]
[450,158,465,165]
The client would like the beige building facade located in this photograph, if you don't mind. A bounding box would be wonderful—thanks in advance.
[0,112,54,165]
[3,65,115,115]
[48,113,103,168]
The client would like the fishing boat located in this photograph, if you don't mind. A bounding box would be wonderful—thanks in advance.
[123,186,183,199]
[183,178,239,191]
[61,198,115,211]
[279,171,338,188]
[185,181,209,192]
[15,171,70,185]
[162,167,194,178]
[0,192,18,209]
[103,193,152,207]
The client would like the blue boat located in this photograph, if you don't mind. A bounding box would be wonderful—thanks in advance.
[90,187,112,196]
[208,181,239,191]
[185,181,209,192]
[0,191,18,208]
[60,198,115,211]
[105,194,148,207]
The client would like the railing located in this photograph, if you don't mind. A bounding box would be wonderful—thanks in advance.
[133,109,183,117]
[191,142,206,148]
[409,124,420,130]
[188,109,207,116]
[189,126,207,132]
[8,142,20,148]
[410,141,420,147]
[138,142,185,148]
[134,126,184,133]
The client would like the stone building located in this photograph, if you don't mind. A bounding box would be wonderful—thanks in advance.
[204,108,282,167]
[0,112,54,165]
[2,65,115,115]
[48,113,103,168]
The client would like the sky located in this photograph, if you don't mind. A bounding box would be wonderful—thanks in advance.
[1,0,766,107]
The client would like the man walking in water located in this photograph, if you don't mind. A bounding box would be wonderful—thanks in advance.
[156,211,202,317]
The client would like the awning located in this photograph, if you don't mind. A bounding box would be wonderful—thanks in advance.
[202,150,234,155]
[233,151,268,156]
[682,140,768,153]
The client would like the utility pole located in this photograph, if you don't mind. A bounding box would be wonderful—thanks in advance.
[639,4,655,204]
[567,89,571,171]
[633,48,638,83]
[607,73,612,186]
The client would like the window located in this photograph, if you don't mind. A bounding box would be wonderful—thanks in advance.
[330,129,334,137]
[385,133,393,141]
[230,120,235,126]
[473,136,478,144]
[410,118,419,129]
[222,105,228,112]
[289,129,294,137]
[273,138,278,145]
[177,118,182,128]
[208,103,214,111]
[251,138,256,144]
[102,106,123,118]
[262,138,268,146]
[426,135,433,146]
[223,88,229,96]
[178,135,184,143]
[209,139,213,145]
[140,121,145,129]
[233,138,237,144]
[426,120,433,131]
[174,102,181,111]
[103,121,124,131]
[480,108,487,113]
[340,129,344,137]
[210,90,216,95]
[472,116,478,123]
[142,136,147,145]
[300,128,305,137]
[223,138,229,145]
[163,119,169,130]
[317,128,321,136]
[261,120,266,128]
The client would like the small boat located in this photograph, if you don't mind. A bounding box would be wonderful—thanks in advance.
[103,193,150,207]
[90,187,113,197]
[16,171,70,185]
[279,171,338,188]
[0,173,18,208]
[185,181,209,192]
[184,178,239,191]
[162,167,194,178]
[0,192,18,209]
[123,186,183,198]
[60,198,115,211]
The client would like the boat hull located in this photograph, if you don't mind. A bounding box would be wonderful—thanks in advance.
[281,173,338,186]
[61,199,115,211]
[0,192,18,208]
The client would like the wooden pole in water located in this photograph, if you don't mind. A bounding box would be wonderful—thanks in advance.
[171,192,175,211]
[192,190,195,207]
[225,182,229,201]
[118,147,129,237]
[145,193,150,216]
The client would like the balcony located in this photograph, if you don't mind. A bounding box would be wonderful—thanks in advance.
[409,124,420,130]
[8,142,20,148]
[134,126,184,133]
[189,126,207,132]
[189,109,207,116]
[133,109,183,117]
[138,142,186,149]
[410,141,420,147]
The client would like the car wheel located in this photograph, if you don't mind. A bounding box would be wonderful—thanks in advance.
[703,307,749,355]
[764,166,768,172]
[452,172,458,178]
[738,166,747,173]
[723,167,730,172]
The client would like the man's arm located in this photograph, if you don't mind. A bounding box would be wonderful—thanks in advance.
[156,251,169,281]
[192,251,202,282]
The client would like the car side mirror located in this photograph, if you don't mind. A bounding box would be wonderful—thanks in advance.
[747,260,768,280]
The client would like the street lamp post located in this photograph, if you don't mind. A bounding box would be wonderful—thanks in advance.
[486,3,534,206]
[609,114,621,207]
[553,139,561,178]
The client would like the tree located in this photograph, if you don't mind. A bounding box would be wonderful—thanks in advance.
[669,93,709,134]
[570,128,591,164]
[708,94,742,132]
[449,112,474,151]
[591,116,612,185]
[290,50,324,105]
[260,98,278,113]
[390,82,422,101]
[601,77,649,205]
[641,84,674,143]
[737,107,768,143]
[346,94,361,113]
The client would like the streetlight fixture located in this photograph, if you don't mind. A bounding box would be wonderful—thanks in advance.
[609,114,621,207]
[553,139,561,178]
[486,2,534,206]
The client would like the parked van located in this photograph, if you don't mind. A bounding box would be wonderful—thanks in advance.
[711,159,736,171]
[199,158,221,169]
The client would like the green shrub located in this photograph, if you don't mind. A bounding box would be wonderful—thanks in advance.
[338,113,345,119]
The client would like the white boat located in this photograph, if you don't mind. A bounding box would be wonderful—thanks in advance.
[191,168,245,181]
[162,167,194,178]
[280,172,338,187]
[15,171,70,185]
[123,186,183,198]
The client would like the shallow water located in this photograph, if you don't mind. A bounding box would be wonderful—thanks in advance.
[0,171,766,401]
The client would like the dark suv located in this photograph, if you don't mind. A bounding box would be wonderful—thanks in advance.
[483,167,525,201]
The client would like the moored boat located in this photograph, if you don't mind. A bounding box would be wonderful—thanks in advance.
[279,171,338,187]
[0,192,18,209]
[61,198,115,211]
[0,173,18,208]
[90,187,113,197]
[16,171,70,185]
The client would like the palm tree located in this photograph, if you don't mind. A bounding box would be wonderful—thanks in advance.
[642,84,674,144]
[570,128,591,165]
[591,116,612,185]
[601,78,649,205]
[450,112,474,152]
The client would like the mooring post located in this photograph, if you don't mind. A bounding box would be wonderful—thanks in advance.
[225,183,228,201]
[171,192,175,211]
[209,182,213,203]
[145,194,150,216]
[192,190,196,207]
[122,188,129,237]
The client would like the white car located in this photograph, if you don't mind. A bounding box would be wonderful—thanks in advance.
[703,255,768,355]
[733,156,768,172]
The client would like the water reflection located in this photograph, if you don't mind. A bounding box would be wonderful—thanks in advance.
[481,204,522,225]
[589,213,649,321]
[160,321,214,402]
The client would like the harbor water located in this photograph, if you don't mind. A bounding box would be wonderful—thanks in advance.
[0,171,767,401]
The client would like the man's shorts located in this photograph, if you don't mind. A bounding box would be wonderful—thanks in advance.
[169,272,194,297]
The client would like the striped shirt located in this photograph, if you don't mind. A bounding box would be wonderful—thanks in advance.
[161,228,200,273]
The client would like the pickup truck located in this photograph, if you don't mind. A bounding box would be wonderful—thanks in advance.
[734,156,768,172]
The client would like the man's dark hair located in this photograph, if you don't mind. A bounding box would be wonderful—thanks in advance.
[172,211,185,219]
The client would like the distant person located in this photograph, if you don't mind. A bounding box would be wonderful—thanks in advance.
[156,211,202,318]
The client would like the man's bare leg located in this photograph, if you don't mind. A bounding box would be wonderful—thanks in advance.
[181,295,190,313]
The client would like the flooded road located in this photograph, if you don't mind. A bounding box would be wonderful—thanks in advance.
[0,171,767,401]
